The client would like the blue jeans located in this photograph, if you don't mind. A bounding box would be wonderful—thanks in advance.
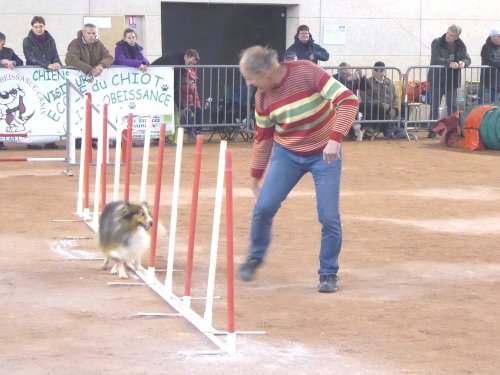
[249,143,342,276]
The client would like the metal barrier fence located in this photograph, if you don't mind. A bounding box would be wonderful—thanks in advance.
[167,65,254,141]
[323,65,499,140]
[323,66,403,139]
[402,65,499,133]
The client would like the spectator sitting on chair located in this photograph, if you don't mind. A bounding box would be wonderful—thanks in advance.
[23,16,62,150]
[480,28,500,104]
[285,24,329,65]
[333,62,362,139]
[180,49,202,139]
[0,31,24,151]
[359,61,398,139]
[333,62,361,94]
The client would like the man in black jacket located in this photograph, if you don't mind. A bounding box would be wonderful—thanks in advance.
[480,28,500,104]
[427,25,471,137]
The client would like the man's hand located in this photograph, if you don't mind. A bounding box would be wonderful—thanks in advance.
[139,63,148,73]
[381,103,390,111]
[1,59,15,69]
[389,107,397,119]
[458,61,466,69]
[91,65,104,77]
[48,62,61,71]
[251,177,261,197]
[449,62,460,69]
[323,139,341,164]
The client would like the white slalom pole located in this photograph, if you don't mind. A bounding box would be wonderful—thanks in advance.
[139,116,153,202]
[203,140,227,329]
[76,124,87,217]
[113,119,123,201]
[165,127,184,296]
[91,128,104,231]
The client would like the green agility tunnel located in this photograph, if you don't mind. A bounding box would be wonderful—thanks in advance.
[479,104,500,150]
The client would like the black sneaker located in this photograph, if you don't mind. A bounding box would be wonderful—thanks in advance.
[44,142,60,149]
[27,144,43,150]
[237,257,262,282]
[0,142,6,150]
[318,274,339,293]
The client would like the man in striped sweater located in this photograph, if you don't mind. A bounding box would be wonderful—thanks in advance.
[237,46,359,293]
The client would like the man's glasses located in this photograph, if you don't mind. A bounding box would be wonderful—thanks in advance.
[374,69,385,73]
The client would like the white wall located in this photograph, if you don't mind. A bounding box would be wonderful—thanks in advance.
[1,0,498,71]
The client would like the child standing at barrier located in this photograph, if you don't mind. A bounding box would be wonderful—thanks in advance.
[237,46,359,293]
[180,49,202,139]
[114,28,150,73]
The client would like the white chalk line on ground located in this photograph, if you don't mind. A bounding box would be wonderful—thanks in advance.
[171,337,400,375]
[350,215,500,235]
[340,261,500,302]
[180,186,500,201]
[49,239,101,260]
[0,169,63,178]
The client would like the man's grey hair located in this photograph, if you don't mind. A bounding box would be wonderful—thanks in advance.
[448,24,462,36]
[239,46,278,74]
[84,23,97,29]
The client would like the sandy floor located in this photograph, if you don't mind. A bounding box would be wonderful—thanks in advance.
[1,133,499,375]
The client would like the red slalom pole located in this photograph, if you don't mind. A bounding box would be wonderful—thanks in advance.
[123,113,133,201]
[183,134,204,304]
[225,149,235,346]
[83,93,92,214]
[149,122,166,271]
[100,103,108,209]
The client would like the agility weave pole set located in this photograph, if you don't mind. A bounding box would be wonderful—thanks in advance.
[74,94,258,355]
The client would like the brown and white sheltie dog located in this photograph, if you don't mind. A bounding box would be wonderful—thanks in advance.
[98,201,153,279]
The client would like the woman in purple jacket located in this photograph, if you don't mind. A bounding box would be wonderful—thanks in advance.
[114,28,149,72]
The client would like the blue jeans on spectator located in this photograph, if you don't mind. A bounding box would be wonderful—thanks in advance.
[482,87,499,104]
[430,82,457,120]
[248,143,342,276]
[181,106,203,136]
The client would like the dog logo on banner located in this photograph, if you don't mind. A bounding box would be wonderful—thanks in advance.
[0,85,35,133]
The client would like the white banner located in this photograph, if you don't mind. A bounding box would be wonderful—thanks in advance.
[0,66,175,144]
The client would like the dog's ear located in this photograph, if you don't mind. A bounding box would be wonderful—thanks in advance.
[118,201,135,219]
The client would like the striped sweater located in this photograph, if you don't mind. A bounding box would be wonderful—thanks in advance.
[251,60,359,179]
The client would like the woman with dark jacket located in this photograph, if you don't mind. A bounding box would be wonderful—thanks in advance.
[114,28,149,73]
[285,24,329,64]
[23,16,61,70]
[22,16,62,149]
[426,24,471,136]
[0,32,23,68]
[480,29,500,103]
[0,32,23,150]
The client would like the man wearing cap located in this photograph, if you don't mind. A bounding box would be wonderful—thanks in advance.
[358,61,398,139]
[480,28,500,103]
[285,25,329,64]
[427,24,471,137]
